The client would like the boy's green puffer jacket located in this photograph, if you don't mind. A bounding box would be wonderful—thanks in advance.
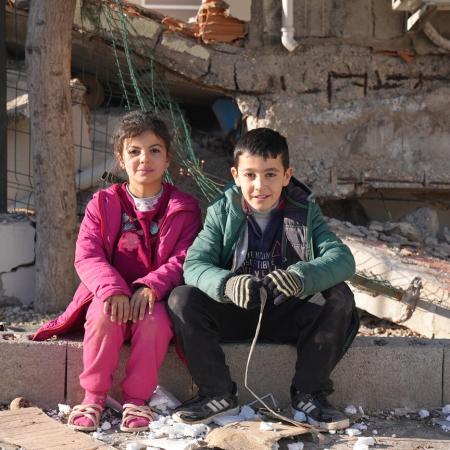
[184,178,355,303]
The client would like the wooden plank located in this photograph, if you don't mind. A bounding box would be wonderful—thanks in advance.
[0,408,114,450]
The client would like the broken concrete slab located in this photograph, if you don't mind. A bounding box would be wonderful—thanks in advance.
[0,218,35,274]
[0,407,114,450]
[344,237,450,339]
[154,32,211,79]
[66,341,193,405]
[0,335,65,409]
[330,337,444,410]
[1,266,35,307]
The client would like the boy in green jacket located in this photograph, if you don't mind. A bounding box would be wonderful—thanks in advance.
[168,128,359,430]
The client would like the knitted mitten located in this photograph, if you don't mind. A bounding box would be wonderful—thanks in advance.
[263,269,303,305]
[224,274,263,309]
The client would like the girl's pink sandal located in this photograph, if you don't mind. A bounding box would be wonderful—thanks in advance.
[68,404,103,432]
[120,403,153,432]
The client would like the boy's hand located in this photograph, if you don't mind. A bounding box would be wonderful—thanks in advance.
[225,275,264,309]
[129,287,156,322]
[263,269,303,306]
[103,295,130,324]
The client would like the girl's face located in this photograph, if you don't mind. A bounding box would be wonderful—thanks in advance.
[119,130,170,198]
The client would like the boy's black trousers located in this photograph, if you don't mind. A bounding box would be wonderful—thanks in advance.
[167,282,359,398]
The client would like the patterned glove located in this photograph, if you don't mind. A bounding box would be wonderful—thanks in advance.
[224,275,263,309]
[263,269,303,306]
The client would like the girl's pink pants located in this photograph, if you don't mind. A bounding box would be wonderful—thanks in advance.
[79,298,173,405]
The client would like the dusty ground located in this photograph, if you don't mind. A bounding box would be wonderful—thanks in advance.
[1,403,448,450]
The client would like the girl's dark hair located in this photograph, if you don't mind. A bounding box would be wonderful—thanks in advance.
[233,128,289,170]
[112,110,171,157]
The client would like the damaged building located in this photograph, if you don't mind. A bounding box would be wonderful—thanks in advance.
[2,0,450,338]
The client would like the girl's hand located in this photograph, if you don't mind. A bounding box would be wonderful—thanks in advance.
[103,295,130,324]
[129,287,156,322]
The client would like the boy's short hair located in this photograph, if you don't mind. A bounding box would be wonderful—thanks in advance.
[233,128,290,170]
[112,110,171,157]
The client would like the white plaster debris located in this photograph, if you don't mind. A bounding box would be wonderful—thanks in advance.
[149,416,209,440]
[240,405,256,420]
[418,409,430,418]
[260,421,275,431]
[328,429,336,435]
[446,415,450,421]
[287,442,304,450]
[92,431,112,443]
[435,419,450,432]
[356,437,375,446]
[372,430,378,435]
[352,422,368,431]
[293,410,306,422]
[126,443,145,450]
[101,420,112,430]
[358,406,365,415]
[345,405,358,415]
[345,428,362,436]
[212,404,257,426]
[149,386,181,414]
[442,404,450,414]
[145,437,199,450]
[353,445,369,450]
[57,403,71,416]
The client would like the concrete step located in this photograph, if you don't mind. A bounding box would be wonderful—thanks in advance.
[1,333,449,411]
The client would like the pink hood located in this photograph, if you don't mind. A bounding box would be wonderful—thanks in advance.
[33,183,201,341]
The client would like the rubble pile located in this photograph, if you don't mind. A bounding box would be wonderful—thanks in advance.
[326,207,450,261]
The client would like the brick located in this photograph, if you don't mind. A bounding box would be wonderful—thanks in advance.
[0,334,65,409]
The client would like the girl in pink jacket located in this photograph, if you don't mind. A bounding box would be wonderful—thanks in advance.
[33,111,201,432]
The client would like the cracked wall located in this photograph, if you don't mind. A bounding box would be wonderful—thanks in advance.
[0,216,35,307]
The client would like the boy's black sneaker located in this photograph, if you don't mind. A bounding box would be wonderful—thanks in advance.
[172,391,239,424]
[292,391,349,430]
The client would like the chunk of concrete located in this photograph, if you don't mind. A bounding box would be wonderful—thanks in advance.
[66,342,192,405]
[0,334,65,409]
[0,219,35,273]
[1,266,35,307]
[330,337,443,410]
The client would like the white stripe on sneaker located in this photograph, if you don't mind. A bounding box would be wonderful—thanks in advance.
[206,402,219,412]
[220,399,230,408]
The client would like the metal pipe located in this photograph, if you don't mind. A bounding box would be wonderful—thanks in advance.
[281,0,298,52]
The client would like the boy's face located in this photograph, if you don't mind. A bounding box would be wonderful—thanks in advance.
[231,152,293,212]
[119,130,170,197]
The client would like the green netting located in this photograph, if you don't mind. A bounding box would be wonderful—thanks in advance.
[88,0,222,201]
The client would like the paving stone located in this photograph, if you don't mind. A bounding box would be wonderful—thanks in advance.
[0,335,65,409]
[66,342,192,406]
[330,337,444,410]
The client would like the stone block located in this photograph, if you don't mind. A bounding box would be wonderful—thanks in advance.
[224,343,296,408]
[443,343,450,405]
[330,337,443,410]
[0,334,66,409]
[66,342,192,405]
